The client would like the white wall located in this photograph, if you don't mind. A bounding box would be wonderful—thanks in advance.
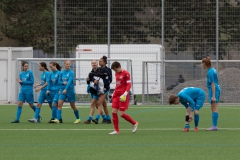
[75,44,163,94]
[0,47,33,103]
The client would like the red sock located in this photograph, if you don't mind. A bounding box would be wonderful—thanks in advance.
[112,113,119,132]
[121,113,136,125]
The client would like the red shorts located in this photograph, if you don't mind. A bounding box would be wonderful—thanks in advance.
[112,93,130,111]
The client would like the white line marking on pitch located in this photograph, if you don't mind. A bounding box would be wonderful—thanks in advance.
[0,128,240,131]
[61,106,240,109]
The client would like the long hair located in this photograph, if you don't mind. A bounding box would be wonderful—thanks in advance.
[40,62,49,71]
[50,62,62,71]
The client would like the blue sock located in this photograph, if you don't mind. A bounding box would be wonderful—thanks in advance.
[57,110,62,120]
[106,115,111,120]
[95,114,100,120]
[185,124,190,129]
[34,108,40,119]
[194,114,199,127]
[52,106,57,119]
[16,106,22,120]
[32,105,36,112]
[88,116,92,121]
[102,114,107,120]
[212,112,219,127]
[74,110,79,119]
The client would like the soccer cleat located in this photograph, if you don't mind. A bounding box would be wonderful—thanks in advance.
[109,131,120,135]
[102,119,111,124]
[28,118,37,123]
[182,128,189,132]
[132,121,138,133]
[48,118,55,123]
[11,120,20,123]
[84,120,91,124]
[206,126,218,131]
[59,118,63,123]
[92,119,99,124]
[51,119,59,124]
[74,119,81,124]
[194,127,199,132]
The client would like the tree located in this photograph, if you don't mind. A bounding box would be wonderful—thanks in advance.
[148,0,240,60]
[56,0,149,57]
[0,0,54,53]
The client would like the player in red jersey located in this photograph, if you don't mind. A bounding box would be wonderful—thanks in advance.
[109,61,138,135]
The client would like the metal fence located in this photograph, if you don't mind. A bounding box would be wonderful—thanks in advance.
[1,1,240,104]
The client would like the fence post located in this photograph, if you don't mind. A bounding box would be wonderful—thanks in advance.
[216,0,219,71]
[54,0,57,58]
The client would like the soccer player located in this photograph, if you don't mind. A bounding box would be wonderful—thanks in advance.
[168,87,206,132]
[11,61,38,123]
[91,57,111,124]
[84,60,106,124]
[109,61,138,135]
[98,55,112,124]
[202,56,221,131]
[47,62,63,123]
[28,62,51,123]
[52,60,80,124]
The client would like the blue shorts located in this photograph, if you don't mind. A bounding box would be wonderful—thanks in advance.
[208,89,221,103]
[58,89,75,103]
[194,92,206,111]
[18,93,34,104]
[49,90,59,104]
[91,90,109,100]
[38,90,52,104]
[91,93,99,100]
[105,90,109,95]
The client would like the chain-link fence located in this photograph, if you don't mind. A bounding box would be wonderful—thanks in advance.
[0,1,240,104]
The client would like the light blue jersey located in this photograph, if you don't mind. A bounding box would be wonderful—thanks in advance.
[40,71,50,90]
[207,68,221,103]
[58,69,75,102]
[18,70,34,103]
[47,70,61,104]
[48,70,61,92]
[19,70,34,94]
[178,87,206,111]
[59,69,74,91]
[38,71,51,104]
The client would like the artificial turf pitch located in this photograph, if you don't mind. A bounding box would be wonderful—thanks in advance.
[0,104,239,160]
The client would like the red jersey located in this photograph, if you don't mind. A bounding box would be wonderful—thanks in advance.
[114,69,131,94]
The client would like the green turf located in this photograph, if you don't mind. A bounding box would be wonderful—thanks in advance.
[0,104,240,160]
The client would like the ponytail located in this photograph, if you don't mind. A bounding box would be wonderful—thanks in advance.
[50,61,62,71]
[40,62,49,71]
[202,56,212,68]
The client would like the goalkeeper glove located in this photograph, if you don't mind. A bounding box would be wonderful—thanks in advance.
[120,91,128,102]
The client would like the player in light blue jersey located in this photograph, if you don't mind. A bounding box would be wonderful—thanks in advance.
[11,61,37,123]
[169,87,206,132]
[28,62,51,123]
[46,62,63,123]
[52,60,80,124]
[202,56,221,131]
